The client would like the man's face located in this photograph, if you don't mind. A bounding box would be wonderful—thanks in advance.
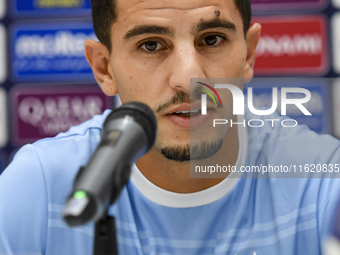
[107,0,249,160]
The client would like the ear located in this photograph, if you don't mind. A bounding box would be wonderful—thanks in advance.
[244,23,261,83]
[84,39,118,96]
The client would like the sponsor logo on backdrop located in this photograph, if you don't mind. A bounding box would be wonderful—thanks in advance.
[0,25,7,84]
[11,0,91,18]
[251,0,326,11]
[11,21,96,82]
[11,85,113,146]
[332,14,340,74]
[252,15,328,76]
[0,88,7,148]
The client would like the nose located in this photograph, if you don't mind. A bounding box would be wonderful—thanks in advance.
[168,42,206,92]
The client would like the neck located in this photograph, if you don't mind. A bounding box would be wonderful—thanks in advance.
[136,120,239,193]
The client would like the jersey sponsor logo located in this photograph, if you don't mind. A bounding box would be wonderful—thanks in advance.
[11,21,96,82]
[11,0,91,18]
[0,25,7,84]
[0,88,7,148]
[332,14,340,74]
[11,85,113,146]
[252,0,326,11]
[252,15,328,76]
[244,79,329,134]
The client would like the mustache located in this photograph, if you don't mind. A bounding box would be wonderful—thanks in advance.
[155,90,219,114]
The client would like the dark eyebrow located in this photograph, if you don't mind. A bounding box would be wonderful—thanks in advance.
[192,18,236,35]
[124,25,174,40]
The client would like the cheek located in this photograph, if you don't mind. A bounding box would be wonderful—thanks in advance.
[114,77,146,104]
[110,58,167,110]
[203,47,247,78]
[112,53,171,97]
[204,60,245,78]
[111,58,146,101]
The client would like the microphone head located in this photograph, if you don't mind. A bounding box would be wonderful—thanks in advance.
[103,102,157,150]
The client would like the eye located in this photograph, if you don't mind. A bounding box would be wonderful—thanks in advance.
[200,35,225,47]
[139,41,166,52]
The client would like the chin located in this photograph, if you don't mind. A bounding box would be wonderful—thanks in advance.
[159,137,224,163]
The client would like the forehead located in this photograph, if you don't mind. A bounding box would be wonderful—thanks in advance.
[116,0,236,10]
[114,0,240,27]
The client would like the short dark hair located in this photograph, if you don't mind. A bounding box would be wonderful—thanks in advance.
[91,0,252,52]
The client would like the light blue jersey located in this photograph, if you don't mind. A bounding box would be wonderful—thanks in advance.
[1,109,340,255]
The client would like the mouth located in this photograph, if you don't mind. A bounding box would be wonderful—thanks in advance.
[164,104,214,129]
[171,108,202,118]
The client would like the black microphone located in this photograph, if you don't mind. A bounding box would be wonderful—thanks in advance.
[63,102,157,227]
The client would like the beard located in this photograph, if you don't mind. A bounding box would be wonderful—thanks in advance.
[160,138,224,162]
[156,89,229,162]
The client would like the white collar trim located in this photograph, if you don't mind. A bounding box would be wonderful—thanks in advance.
[130,115,248,208]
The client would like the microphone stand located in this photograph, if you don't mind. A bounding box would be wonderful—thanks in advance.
[93,163,133,255]
[64,166,120,255]
[68,163,133,255]
[63,102,158,255]
[94,214,119,255]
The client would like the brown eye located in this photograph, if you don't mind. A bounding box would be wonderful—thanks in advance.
[201,35,224,47]
[144,41,158,51]
[139,40,166,54]
[204,36,218,46]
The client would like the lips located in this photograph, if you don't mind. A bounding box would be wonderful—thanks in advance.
[172,108,202,117]
[164,103,214,129]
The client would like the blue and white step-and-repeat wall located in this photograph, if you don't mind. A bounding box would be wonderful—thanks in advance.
[0,0,340,173]
[0,0,115,174]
